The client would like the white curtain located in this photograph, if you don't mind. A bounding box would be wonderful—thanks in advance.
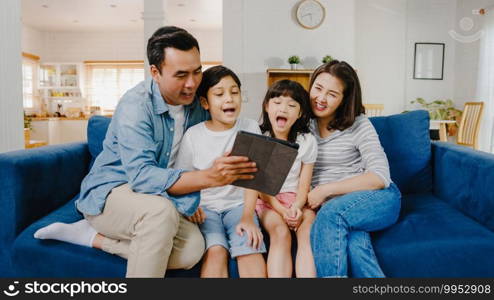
[477,11,494,153]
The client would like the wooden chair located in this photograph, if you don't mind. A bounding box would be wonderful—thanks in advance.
[363,103,384,117]
[457,102,484,150]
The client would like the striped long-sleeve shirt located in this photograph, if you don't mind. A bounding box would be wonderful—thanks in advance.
[310,115,391,188]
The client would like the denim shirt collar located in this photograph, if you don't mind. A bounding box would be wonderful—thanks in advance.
[148,78,169,115]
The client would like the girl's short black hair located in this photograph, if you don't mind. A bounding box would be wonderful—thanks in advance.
[196,65,241,99]
[309,60,365,131]
[260,80,312,143]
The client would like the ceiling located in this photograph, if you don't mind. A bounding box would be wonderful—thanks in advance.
[21,0,222,32]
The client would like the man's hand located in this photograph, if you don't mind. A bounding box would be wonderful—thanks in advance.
[283,206,303,231]
[308,186,330,210]
[235,217,263,250]
[186,207,206,224]
[206,151,257,187]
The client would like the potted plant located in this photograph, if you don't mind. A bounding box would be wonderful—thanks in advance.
[410,98,462,136]
[322,55,333,64]
[23,111,32,143]
[288,55,301,70]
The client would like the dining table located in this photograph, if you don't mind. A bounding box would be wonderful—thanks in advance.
[430,120,457,142]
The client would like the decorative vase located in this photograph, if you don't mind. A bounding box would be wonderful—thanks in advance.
[290,63,298,70]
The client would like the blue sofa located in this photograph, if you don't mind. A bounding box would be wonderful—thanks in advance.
[1,110,494,277]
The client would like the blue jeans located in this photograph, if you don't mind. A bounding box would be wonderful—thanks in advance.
[310,183,401,278]
[199,205,266,258]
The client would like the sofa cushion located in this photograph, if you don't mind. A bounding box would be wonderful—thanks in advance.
[372,193,494,277]
[12,195,200,277]
[370,110,432,194]
[87,116,111,160]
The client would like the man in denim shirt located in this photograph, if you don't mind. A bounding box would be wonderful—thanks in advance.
[37,27,257,278]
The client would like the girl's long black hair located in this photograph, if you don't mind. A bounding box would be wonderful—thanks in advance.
[259,79,312,143]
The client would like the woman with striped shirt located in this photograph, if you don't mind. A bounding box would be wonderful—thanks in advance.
[307,60,401,278]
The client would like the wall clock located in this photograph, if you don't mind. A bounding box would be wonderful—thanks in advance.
[296,0,326,29]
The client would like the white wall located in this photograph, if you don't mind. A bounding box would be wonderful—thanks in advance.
[1,0,24,153]
[356,0,461,116]
[454,0,494,107]
[224,0,355,120]
[41,31,144,62]
[22,25,45,57]
[355,0,407,116]
[189,29,223,62]
[21,27,222,64]
[405,0,457,110]
[224,0,469,119]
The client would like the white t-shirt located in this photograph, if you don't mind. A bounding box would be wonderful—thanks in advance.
[174,118,261,212]
[279,133,318,193]
[166,104,185,168]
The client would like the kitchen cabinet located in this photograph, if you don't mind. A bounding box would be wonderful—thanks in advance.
[31,118,88,145]
[39,63,86,116]
[266,69,314,91]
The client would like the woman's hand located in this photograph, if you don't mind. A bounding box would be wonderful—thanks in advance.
[236,217,263,250]
[186,207,206,224]
[308,186,330,209]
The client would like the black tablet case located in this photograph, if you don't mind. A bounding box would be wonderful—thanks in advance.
[230,131,299,196]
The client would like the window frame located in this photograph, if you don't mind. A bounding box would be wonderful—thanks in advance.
[21,52,40,111]
[84,60,145,112]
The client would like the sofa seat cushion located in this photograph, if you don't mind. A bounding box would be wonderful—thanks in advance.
[372,193,494,277]
[12,196,200,277]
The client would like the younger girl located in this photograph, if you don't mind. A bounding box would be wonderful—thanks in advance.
[255,80,318,277]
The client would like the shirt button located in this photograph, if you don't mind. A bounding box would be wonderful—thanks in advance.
[170,128,174,131]
[166,152,170,156]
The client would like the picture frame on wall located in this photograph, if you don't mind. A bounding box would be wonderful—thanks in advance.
[413,42,445,80]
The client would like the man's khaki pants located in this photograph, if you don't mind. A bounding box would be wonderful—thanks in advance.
[84,184,205,278]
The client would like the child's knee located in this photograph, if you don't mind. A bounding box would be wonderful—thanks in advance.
[270,224,291,242]
[205,245,228,261]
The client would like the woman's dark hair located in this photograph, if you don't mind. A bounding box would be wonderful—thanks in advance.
[309,60,365,131]
[147,26,200,73]
[260,80,312,143]
[196,65,242,100]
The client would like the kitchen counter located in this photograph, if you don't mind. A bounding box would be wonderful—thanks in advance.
[30,118,88,145]
[31,116,90,121]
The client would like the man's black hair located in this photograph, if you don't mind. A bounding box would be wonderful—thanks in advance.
[147,26,200,73]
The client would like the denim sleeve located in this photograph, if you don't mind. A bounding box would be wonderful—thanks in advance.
[115,101,183,195]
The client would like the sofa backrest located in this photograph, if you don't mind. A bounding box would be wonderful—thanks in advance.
[87,116,111,164]
[369,110,432,194]
[87,110,433,195]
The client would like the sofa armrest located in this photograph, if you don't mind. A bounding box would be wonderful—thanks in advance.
[432,142,494,230]
[0,142,90,251]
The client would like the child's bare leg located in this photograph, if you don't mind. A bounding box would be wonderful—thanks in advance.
[237,253,266,278]
[260,209,292,277]
[200,246,229,278]
[295,208,316,278]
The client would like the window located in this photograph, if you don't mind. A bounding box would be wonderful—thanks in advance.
[22,53,40,109]
[85,61,145,110]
